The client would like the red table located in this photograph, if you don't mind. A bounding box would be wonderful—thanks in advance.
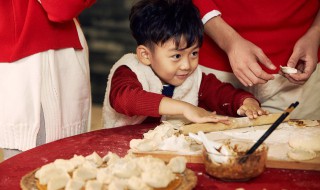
[0,123,319,190]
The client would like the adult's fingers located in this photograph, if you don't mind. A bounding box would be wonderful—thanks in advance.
[248,67,271,84]
[234,65,269,86]
[287,59,316,84]
[247,62,273,84]
[252,68,274,81]
[286,51,300,68]
[234,71,255,86]
[283,74,306,85]
[255,49,276,70]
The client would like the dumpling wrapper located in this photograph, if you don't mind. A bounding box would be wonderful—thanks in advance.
[280,66,298,74]
[287,149,316,161]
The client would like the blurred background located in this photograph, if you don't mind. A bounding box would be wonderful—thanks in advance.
[79,0,136,104]
[78,0,137,131]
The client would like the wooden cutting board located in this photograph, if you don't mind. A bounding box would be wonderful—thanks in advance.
[267,157,320,171]
[133,150,320,171]
[133,119,320,171]
[180,113,289,135]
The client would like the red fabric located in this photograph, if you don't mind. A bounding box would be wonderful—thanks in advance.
[198,72,256,116]
[0,123,319,190]
[193,0,320,74]
[40,0,96,22]
[110,66,256,119]
[110,66,164,117]
[0,0,96,62]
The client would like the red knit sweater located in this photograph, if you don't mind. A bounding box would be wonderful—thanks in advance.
[0,0,95,62]
[109,66,256,123]
[193,0,320,74]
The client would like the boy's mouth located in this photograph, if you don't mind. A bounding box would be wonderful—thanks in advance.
[176,73,189,80]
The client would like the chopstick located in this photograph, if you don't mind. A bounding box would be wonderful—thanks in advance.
[239,101,299,163]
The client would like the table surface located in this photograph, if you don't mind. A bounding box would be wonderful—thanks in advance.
[0,123,319,190]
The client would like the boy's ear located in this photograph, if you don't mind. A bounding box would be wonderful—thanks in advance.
[136,45,151,66]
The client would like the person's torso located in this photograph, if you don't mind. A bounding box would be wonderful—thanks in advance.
[200,0,320,73]
[0,0,82,62]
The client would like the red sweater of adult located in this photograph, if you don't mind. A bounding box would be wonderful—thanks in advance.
[193,0,320,74]
[109,66,256,123]
[0,0,95,63]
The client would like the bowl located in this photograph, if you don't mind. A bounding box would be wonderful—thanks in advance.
[202,139,268,181]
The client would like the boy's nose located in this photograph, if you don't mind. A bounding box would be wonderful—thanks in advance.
[180,59,191,70]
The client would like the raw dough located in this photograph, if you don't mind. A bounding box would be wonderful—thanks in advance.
[288,130,320,151]
[280,66,298,74]
[288,120,319,127]
[287,149,317,161]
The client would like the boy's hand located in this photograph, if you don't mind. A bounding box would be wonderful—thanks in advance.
[237,98,269,119]
[183,106,230,124]
[159,97,229,124]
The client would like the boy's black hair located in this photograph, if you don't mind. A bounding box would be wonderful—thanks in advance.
[129,0,204,50]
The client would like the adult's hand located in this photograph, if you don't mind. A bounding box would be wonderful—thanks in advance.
[281,11,320,85]
[226,36,276,86]
[204,16,276,87]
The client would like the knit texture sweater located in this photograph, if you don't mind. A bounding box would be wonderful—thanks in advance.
[0,0,95,62]
[103,54,256,128]
[193,0,320,74]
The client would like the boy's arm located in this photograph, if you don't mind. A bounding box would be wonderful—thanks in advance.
[159,97,228,124]
[110,66,163,117]
[111,66,228,123]
[199,73,268,118]
[198,73,256,116]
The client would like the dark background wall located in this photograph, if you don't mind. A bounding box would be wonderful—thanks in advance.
[79,0,136,104]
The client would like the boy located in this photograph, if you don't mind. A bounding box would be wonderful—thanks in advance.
[102,0,268,128]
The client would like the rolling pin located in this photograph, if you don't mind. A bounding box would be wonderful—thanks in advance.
[180,113,289,135]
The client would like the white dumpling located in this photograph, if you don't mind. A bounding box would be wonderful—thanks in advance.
[167,156,187,173]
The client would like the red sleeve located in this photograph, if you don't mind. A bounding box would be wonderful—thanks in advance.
[109,66,164,117]
[39,0,96,22]
[192,0,219,19]
[198,73,258,116]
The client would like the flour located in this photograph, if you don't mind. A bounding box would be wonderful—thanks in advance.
[206,123,320,161]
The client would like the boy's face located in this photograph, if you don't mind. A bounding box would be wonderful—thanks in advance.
[147,38,199,86]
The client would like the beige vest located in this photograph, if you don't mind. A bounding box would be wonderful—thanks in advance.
[102,53,202,128]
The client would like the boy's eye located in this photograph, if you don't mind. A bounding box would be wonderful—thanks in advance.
[172,54,181,59]
[191,51,198,57]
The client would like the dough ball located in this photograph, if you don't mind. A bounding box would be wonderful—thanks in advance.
[167,156,187,173]
[287,149,316,161]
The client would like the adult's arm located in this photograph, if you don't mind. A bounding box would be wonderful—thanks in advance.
[193,0,276,86]
[38,0,96,22]
[285,9,320,84]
